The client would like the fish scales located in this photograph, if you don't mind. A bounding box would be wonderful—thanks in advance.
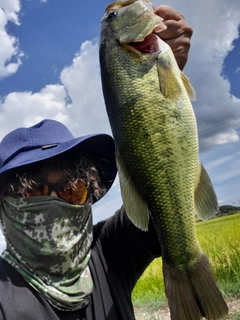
[100,0,228,319]
[102,27,200,266]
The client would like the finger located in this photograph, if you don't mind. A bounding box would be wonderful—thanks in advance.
[164,35,191,53]
[159,19,193,41]
[164,36,192,70]
[154,5,185,21]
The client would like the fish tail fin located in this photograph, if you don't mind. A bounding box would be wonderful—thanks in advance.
[163,255,228,320]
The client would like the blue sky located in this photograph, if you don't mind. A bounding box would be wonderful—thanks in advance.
[0,0,240,250]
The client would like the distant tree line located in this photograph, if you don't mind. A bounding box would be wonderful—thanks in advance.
[217,205,240,215]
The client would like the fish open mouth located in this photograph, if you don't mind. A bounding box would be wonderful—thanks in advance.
[128,33,160,54]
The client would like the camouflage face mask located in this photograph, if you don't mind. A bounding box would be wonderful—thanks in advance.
[0,196,93,311]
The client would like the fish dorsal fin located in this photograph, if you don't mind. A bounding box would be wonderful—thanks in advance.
[116,153,149,231]
[194,162,219,220]
[181,71,196,101]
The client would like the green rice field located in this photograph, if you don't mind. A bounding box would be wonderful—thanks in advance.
[132,212,240,307]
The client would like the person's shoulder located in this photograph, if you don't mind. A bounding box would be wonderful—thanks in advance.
[93,205,126,233]
[92,205,161,258]
[0,256,9,280]
[92,206,127,245]
[0,256,29,286]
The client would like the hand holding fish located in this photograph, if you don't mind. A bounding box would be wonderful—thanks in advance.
[154,5,193,70]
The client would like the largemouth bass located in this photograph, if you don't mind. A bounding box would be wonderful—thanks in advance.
[99,0,228,319]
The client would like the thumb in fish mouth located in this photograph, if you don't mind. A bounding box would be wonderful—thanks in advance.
[153,21,167,34]
[148,3,167,34]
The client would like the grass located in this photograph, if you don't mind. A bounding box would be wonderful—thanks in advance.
[196,213,240,295]
[132,212,240,308]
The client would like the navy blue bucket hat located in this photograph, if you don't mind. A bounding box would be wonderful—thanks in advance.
[0,119,117,202]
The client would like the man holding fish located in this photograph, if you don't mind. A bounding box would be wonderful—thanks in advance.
[0,1,228,320]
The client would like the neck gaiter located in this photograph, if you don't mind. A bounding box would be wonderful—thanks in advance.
[0,196,93,311]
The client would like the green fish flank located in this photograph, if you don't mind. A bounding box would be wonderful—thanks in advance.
[100,0,228,319]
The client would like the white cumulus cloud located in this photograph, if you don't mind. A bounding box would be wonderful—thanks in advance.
[0,0,23,78]
[0,84,69,137]
[154,0,240,151]
[60,40,111,137]
[0,40,111,140]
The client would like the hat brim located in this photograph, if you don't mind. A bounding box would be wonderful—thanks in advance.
[0,134,117,203]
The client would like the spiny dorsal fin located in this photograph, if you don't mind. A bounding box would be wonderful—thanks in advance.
[194,162,219,220]
[116,153,149,231]
[181,71,196,101]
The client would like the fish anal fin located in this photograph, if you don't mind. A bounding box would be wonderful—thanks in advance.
[194,162,219,220]
[116,153,149,231]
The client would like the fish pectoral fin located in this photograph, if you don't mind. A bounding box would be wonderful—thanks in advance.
[157,60,182,99]
[116,153,149,231]
[194,162,219,220]
[181,71,196,101]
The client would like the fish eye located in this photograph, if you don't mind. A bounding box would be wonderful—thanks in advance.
[106,11,118,20]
